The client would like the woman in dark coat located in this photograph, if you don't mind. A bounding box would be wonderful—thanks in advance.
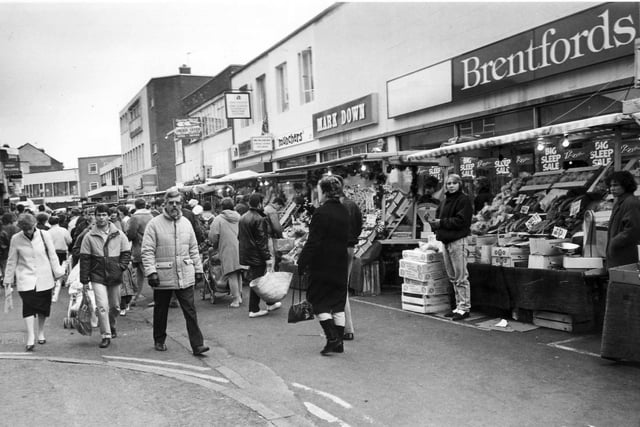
[605,170,640,269]
[297,175,349,356]
[429,173,473,321]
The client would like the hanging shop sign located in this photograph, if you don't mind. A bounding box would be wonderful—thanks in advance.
[516,153,534,167]
[251,136,273,152]
[460,157,476,178]
[452,2,639,100]
[224,92,251,119]
[275,127,313,149]
[537,145,562,171]
[173,118,202,138]
[312,94,378,139]
[620,139,640,157]
[589,139,614,166]
[562,146,590,163]
[477,158,496,170]
[426,165,443,181]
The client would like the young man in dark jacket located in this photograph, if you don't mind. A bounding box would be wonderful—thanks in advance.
[238,193,280,318]
[79,204,131,348]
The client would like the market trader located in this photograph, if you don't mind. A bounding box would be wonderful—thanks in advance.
[141,188,209,356]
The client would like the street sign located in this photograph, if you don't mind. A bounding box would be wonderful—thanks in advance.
[174,118,202,138]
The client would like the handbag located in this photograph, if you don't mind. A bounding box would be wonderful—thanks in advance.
[287,273,314,323]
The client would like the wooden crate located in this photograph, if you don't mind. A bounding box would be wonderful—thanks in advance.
[402,301,451,314]
[532,310,592,332]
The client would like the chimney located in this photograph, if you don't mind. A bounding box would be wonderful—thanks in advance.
[179,64,191,74]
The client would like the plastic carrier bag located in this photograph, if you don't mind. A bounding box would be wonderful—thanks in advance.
[249,271,293,304]
[76,288,94,336]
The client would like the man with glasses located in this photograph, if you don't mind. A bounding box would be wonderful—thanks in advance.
[141,189,209,356]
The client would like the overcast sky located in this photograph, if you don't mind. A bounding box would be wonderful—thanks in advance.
[0,0,334,169]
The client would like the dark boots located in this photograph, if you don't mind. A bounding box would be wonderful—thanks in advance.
[319,319,343,355]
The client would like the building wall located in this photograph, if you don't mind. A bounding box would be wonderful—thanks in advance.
[18,143,64,172]
[77,155,120,198]
[231,2,619,167]
[21,168,79,205]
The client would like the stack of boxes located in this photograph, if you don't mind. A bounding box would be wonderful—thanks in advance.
[490,245,530,267]
[399,250,450,314]
[527,238,568,268]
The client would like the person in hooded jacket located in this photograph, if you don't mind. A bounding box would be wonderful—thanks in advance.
[209,197,245,307]
[605,170,640,269]
[429,173,473,321]
[141,189,209,356]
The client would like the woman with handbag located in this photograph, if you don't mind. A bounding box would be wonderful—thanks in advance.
[297,175,350,355]
[3,213,66,351]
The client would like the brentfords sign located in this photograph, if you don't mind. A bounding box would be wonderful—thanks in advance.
[452,3,639,100]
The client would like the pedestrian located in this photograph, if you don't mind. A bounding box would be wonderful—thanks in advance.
[201,201,215,224]
[605,170,640,269]
[47,216,72,265]
[0,212,19,277]
[109,206,124,231]
[337,178,362,342]
[418,175,441,206]
[263,197,284,268]
[79,204,132,348]
[238,193,280,318]
[297,175,350,355]
[182,198,205,245]
[141,189,209,356]
[35,212,50,230]
[126,198,154,307]
[117,205,130,232]
[67,208,81,234]
[2,213,66,351]
[234,195,249,215]
[209,197,245,308]
[429,173,473,321]
[70,208,95,267]
[150,198,164,217]
[473,176,493,214]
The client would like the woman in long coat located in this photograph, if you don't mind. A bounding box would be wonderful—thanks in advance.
[298,175,350,355]
[209,197,245,307]
[605,170,640,268]
[3,213,65,351]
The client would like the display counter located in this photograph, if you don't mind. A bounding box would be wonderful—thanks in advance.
[468,263,607,331]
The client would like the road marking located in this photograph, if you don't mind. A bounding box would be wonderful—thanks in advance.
[102,355,212,371]
[106,360,229,383]
[303,402,351,427]
[546,337,600,358]
[352,298,485,330]
[292,382,352,408]
[0,352,35,356]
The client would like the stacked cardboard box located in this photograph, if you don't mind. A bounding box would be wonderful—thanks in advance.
[528,238,569,269]
[399,253,450,314]
[490,246,530,267]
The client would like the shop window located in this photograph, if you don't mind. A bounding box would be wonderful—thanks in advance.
[459,117,495,138]
[256,75,267,131]
[278,154,316,169]
[399,125,455,151]
[493,109,534,135]
[298,47,314,104]
[276,62,289,112]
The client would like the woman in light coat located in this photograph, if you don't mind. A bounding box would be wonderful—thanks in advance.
[3,213,65,351]
[209,197,245,307]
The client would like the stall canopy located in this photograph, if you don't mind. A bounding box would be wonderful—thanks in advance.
[403,113,631,161]
[193,170,262,194]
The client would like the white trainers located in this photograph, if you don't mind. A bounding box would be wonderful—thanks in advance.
[267,302,282,312]
[249,310,269,318]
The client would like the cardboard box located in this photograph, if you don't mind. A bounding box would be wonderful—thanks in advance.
[532,310,593,332]
[399,259,445,275]
[402,250,444,264]
[403,276,450,287]
[528,254,563,269]
[402,293,450,306]
[609,263,640,286]
[491,246,530,258]
[476,245,493,264]
[399,268,447,282]
[562,256,604,269]
[492,256,513,267]
[402,278,450,295]
[401,302,451,314]
[529,238,570,256]
[476,235,498,246]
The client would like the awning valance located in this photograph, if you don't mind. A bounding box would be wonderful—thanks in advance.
[404,113,631,161]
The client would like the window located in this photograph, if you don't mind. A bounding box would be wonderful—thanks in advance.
[88,163,98,174]
[256,75,268,133]
[195,97,229,137]
[90,182,99,191]
[239,84,253,128]
[276,62,289,112]
[298,48,314,104]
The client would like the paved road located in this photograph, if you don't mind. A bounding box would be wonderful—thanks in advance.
[2,284,640,426]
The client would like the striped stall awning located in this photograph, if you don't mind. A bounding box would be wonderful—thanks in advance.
[404,113,631,162]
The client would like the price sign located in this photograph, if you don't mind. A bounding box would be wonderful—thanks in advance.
[520,205,530,214]
[551,226,568,239]
[525,213,542,230]
[569,200,581,217]
[516,194,527,204]
[365,214,377,228]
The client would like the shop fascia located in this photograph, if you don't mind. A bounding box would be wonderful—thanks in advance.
[313,94,378,139]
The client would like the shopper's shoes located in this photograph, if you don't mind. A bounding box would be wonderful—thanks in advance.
[267,302,282,312]
[37,339,46,344]
[169,301,179,308]
[192,345,210,356]
[147,302,155,308]
[154,342,167,352]
[343,332,354,341]
[99,338,111,348]
[444,310,456,318]
[249,310,269,318]
[25,344,35,352]
[119,309,126,316]
[451,311,470,321]
[321,339,343,356]
[229,301,241,308]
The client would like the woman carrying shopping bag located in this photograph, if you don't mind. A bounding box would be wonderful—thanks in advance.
[297,175,350,356]
[3,213,66,351]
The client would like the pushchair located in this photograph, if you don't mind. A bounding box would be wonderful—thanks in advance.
[200,248,232,304]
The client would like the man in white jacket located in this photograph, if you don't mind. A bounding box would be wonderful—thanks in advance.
[141,189,209,356]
